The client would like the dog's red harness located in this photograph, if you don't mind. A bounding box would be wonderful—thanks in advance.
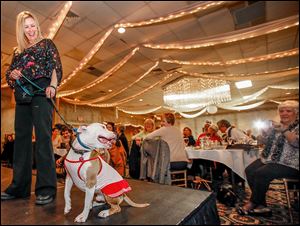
[64,156,102,181]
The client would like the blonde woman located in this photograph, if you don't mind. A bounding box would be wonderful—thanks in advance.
[239,100,299,216]
[2,11,62,205]
[129,118,155,179]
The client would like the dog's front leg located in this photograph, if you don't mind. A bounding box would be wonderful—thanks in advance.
[64,174,73,215]
[74,186,95,223]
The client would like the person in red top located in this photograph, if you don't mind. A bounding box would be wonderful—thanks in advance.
[196,120,212,146]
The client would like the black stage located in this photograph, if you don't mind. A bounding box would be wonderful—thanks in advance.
[1,167,220,225]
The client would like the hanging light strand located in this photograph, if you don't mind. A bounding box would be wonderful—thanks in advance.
[162,48,298,66]
[143,15,298,50]
[61,61,159,104]
[83,73,175,108]
[177,67,299,81]
[58,27,114,89]
[47,1,73,39]
[57,47,139,97]
[115,1,229,28]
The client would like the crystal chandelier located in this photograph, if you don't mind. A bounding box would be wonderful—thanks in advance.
[163,77,231,112]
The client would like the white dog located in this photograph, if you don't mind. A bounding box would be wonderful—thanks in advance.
[63,123,149,222]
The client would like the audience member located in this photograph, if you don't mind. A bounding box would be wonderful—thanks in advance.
[217,119,254,144]
[60,126,72,150]
[145,113,188,171]
[196,120,212,146]
[238,100,299,216]
[191,124,223,179]
[106,122,127,177]
[116,125,130,159]
[217,119,253,184]
[1,134,15,167]
[183,127,196,146]
[246,129,256,140]
[52,127,62,150]
[129,118,155,179]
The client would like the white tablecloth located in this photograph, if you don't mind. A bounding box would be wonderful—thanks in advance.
[186,147,260,180]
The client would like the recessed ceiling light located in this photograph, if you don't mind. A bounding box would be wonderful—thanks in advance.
[285,92,291,94]
[108,89,112,92]
[118,27,126,34]
[235,80,252,89]
[139,98,143,102]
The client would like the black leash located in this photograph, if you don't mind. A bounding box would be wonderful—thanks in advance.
[49,98,74,132]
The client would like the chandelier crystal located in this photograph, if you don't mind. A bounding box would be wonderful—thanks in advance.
[163,77,231,112]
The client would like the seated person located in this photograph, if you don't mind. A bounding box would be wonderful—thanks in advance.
[238,100,299,216]
[217,119,254,145]
[183,127,196,146]
[145,113,188,171]
[60,127,72,150]
[196,120,212,146]
[1,134,14,167]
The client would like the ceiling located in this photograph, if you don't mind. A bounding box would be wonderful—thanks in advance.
[1,1,299,117]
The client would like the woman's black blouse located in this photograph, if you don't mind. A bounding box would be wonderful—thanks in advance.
[6,38,62,89]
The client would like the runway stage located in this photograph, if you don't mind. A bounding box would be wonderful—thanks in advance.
[1,167,220,225]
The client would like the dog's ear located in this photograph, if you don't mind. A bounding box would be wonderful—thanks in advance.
[77,125,88,133]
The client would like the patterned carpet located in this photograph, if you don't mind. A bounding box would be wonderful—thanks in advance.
[216,181,299,225]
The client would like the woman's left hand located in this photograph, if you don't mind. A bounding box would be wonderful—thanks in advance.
[46,86,56,98]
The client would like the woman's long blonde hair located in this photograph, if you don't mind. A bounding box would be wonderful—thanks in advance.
[15,11,43,53]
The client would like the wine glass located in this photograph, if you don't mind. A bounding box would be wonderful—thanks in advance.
[184,137,189,146]
[227,137,233,145]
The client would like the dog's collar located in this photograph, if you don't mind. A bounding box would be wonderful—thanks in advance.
[77,134,92,150]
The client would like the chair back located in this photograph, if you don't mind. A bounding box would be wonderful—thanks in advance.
[140,138,171,185]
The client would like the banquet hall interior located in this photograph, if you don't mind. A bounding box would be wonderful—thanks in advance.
[1,1,299,225]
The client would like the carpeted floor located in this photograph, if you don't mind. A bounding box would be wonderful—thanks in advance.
[216,180,299,225]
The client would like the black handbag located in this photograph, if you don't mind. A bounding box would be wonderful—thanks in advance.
[14,82,34,104]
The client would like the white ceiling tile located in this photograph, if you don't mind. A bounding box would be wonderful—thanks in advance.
[87,2,121,28]
[72,18,102,39]
[55,27,86,48]
[105,1,147,18]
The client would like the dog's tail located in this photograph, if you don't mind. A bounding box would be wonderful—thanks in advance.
[123,194,150,208]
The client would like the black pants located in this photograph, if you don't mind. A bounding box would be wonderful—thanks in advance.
[5,96,57,198]
[170,161,187,170]
[245,158,298,206]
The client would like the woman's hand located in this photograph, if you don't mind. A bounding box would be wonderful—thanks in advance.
[45,86,56,98]
[9,69,22,80]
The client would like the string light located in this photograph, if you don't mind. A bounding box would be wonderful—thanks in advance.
[47,1,72,39]
[117,106,162,115]
[57,47,139,97]
[143,15,298,50]
[177,67,299,81]
[58,27,114,89]
[84,73,175,108]
[115,1,227,28]
[219,84,299,107]
[162,48,298,66]
[61,61,159,104]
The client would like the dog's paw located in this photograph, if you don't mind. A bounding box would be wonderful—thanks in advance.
[98,209,109,218]
[92,201,106,208]
[74,212,89,223]
[64,206,71,215]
